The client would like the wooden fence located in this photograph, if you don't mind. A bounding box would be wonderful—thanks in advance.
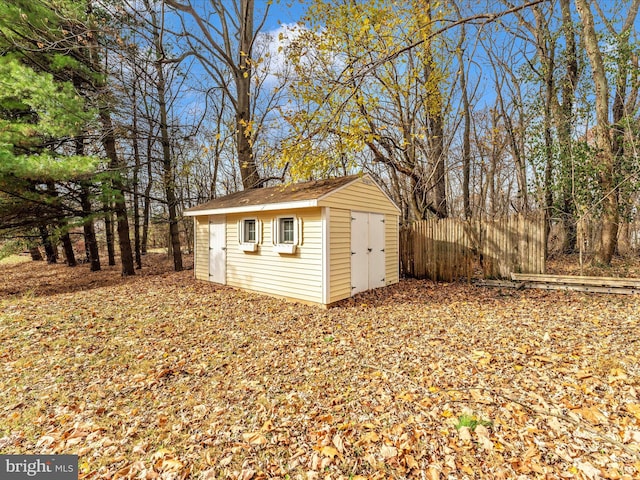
[400,214,546,281]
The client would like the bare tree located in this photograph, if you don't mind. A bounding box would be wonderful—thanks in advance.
[145,0,183,271]
[164,0,270,190]
[574,0,640,264]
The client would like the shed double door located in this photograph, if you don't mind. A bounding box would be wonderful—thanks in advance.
[351,211,385,295]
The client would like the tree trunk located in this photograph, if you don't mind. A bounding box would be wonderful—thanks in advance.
[86,3,135,275]
[183,217,193,255]
[617,221,632,256]
[60,231,77,267]
[423,0,447,218]
[530,3,557,251]
[71,77,100,271]
[44,181,76,266]
[495,77,527,213]
[610,2,640,259]
[141,121,153,256]
[209,105,223,200]
[142,179,152,255]
[542,47,555,255]
[452,0,470,219]
[80,184,101,271]
[557,0,578,254]
[236,0,260,190]
[428,111,447,218]
[39,225,57,263]
[100,110,135,275]
[76,128,101,271]
[30,246,43,261]
[81,204,101,271]
[543,98,554,255]
[131,73,142,269]
[488,109,499,217]
[104,204,116,266]
[148,3,183,271]
[459,48,472,220]
[575,0,618,265]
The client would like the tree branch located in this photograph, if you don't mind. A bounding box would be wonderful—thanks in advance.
[351,0,550,81]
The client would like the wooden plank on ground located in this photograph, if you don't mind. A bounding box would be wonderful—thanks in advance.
[475,279,521,288]
[521,283,640,295]
[511,273,640,288]
[477,279,640,295]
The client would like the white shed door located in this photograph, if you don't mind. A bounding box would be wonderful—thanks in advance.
[351,212,386,295]
[209,215,226,284]
[350,212,369,295]
[368,213,386,289]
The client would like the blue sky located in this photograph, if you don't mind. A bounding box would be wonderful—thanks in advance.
[261,0,307,30]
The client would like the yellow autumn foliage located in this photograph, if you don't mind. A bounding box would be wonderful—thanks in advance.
[278,0,450,181]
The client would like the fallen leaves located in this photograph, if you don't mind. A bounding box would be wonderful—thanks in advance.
[242,432,268,445]
[474,424,494,451]
[319,445,339,458]
[1,255,640,478]
[626,403,640,421]
[331,433,344,454]
[379,444,397,459]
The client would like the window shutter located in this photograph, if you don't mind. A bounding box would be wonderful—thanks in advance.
[271,218,276,245]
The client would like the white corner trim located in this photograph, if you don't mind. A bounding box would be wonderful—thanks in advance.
[322,207,330,305]
[196,217,200,279]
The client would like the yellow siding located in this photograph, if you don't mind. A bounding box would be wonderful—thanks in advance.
[327,208,399,304]
[194,217,209,281]
[319,177,399,215]
[328,208,352,303]
[385,214,399,285]
[225,208,323,304]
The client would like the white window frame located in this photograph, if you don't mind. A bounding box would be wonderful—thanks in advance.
[272,215,299,254]
[238,217,260,251]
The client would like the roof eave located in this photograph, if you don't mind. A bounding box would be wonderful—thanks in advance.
[184,199,320,216]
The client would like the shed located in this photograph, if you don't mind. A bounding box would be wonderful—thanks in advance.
[184,174,400,307]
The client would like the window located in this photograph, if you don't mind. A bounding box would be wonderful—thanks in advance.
[238,218,260,251]
[279,217,295,244]
[273,215,298,254]
[243,219,256,243]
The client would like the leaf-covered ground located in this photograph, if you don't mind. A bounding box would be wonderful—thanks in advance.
[1,255,640,479]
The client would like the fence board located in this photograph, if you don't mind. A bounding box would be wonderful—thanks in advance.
[400,213,546,280]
